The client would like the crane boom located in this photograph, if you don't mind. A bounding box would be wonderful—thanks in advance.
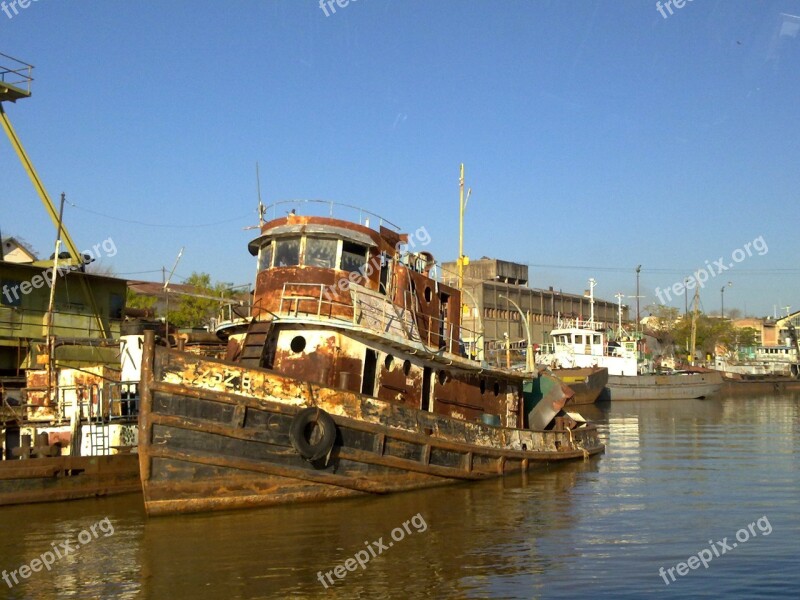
[1,54,108,338]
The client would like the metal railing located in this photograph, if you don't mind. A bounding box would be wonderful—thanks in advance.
[264,199,402,232]
[554,317,608,331]
[22,382,138,422]
[0,52,34,94]
[0,304,122,339]
[274,282,481,356]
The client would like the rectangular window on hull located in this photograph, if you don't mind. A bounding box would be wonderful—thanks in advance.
[305,238,337,269]
[275,238,301,267]
[341,241,367,273]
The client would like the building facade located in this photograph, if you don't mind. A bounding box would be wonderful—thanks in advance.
[441,258,628,360]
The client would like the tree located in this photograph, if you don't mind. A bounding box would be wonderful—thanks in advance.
[166,272,231,329]
[644,304,681,346]
[126,288,157,311]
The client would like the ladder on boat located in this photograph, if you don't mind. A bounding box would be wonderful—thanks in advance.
[87,384,110,456]
[239,321,272,368]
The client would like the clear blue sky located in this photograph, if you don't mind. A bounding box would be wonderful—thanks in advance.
[2,1,799,318]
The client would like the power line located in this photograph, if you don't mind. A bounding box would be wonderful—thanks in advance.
[524,263,800,276]
[67,200,254,229]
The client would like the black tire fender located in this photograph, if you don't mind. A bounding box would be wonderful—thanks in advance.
[289,407,337,462]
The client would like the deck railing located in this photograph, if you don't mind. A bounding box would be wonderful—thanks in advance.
[273,282,479,357]
[263,199,402,232]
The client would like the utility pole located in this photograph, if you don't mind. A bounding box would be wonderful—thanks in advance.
[684,278,689,317]
[690,287,700,366]
[457,163,471,290]
[635,265,641,327]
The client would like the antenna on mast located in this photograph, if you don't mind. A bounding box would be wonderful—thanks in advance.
[163,247,184,338]
[256,162,265,226]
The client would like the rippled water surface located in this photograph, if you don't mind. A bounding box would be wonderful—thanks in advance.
[1,393,798,599]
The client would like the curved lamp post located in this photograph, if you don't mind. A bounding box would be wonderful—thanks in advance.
[499,294,533,373]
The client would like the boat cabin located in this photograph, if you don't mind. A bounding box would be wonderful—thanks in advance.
[222,207,529,429]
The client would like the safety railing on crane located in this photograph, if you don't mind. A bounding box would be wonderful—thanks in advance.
[0,52,34,98]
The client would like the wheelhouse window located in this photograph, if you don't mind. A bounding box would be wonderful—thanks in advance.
[305,238,337,269]
[274,237,301,267]
[341,241,367,273]
[258,242,274,270]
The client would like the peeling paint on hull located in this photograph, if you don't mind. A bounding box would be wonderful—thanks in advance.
[139,334,605,516]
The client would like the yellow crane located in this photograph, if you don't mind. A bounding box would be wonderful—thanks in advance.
[0,52,108,338]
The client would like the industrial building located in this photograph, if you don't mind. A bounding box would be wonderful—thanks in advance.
[441,258,628,361]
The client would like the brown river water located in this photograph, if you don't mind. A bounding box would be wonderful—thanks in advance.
[1,392,798,599]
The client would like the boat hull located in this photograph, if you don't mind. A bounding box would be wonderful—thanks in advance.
[0,454,141,507]
[603,372,722,401]
[721,374,800,395]
[139,341,605,516]
[553,367,609,406]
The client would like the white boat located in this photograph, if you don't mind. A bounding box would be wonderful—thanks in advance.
[540,318,642,376]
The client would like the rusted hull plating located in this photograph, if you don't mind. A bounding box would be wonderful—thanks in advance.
[139,336,604,516]
[0,454,141,507]
[554,367,609,406]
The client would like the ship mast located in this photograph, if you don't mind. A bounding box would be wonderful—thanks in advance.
[457,163,471,290]
[689,287,700,366]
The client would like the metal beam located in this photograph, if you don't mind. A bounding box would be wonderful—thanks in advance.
[0,103,83,265]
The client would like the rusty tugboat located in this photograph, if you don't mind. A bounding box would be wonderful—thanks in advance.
[138,202,604,516]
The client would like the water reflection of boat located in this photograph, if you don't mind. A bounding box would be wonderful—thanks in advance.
[138,204,604,516]
[134,456,601,598]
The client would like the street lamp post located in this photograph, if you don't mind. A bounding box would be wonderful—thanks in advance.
[499,294,534,373]
[721,281,732,318]
[459,284,484,363]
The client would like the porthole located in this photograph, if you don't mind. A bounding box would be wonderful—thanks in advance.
[385,354,394,370]
[480,379,486,395]
[290,335,307,353]
[493,382,500,397]
[437,370,448,385]
[424,286,432,302]
[403,360,411,376]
